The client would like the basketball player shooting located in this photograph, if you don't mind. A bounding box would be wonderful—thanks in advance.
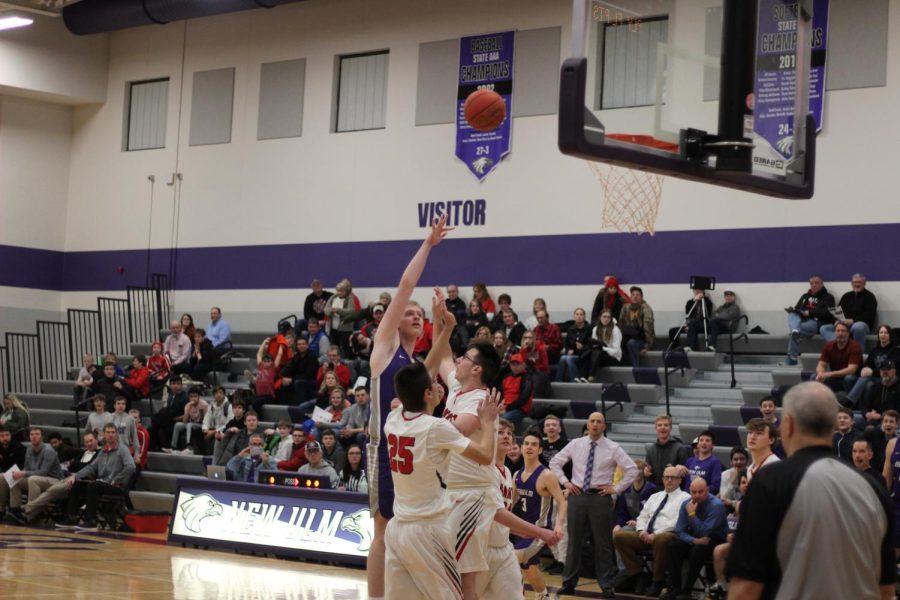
[383,359,501,600]
[367,214,452,600]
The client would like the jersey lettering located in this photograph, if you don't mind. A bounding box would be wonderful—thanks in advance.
[388,433,415,475]
[442,408,458,423]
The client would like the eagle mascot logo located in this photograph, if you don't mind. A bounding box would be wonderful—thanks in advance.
[179,493,224,533]
[340,508,373,552]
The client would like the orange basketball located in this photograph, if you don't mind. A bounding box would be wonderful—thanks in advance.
[463,89,506,132]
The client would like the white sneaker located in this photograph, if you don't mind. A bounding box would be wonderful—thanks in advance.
[181,447,194,455]
[707,346,716,352]
[535,591,551,600]
[162,448,174,454]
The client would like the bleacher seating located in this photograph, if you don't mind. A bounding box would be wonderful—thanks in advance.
[12,326,872,521]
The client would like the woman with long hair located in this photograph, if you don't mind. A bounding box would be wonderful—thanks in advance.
[557,308,592,382]
[180,313,196,340]
[849,324,900,403]
[1,393,30,441]
[579,309,623,381]
[464,299,489,337]
[523,298,547,330]
[339,444,368,492]
[472,282,496,315]
[473,325,493,343]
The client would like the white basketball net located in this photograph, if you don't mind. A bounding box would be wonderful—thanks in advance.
[588,162,665,236]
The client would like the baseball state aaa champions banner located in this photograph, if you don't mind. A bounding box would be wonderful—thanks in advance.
[753,0,829,173]
[455,30,515,182]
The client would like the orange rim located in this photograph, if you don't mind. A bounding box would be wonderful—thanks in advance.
[607,133,679,153]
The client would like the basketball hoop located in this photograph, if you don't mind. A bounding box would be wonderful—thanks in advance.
[587,134,678,236]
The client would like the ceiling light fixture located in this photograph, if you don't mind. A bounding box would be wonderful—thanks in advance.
[0,15,33,31]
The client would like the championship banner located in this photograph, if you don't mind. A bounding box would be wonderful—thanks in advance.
[455,30,515,181]
[168,478,373,566]
[753,0,828,173]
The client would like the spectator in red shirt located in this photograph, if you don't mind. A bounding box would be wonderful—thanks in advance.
[275,426,314,470]
[473,282,496,316]
[266,324,294,372]
[413,317,433,358]
[316,347,352,388]
[147,341,171,390]
[533,310,563,363]
[249,343,278,412]
[815,321,863,399]
[501,353,534,424]
[519,331,550,374]
[123,355,150,399]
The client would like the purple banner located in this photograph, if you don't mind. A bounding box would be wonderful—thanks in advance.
[753,0,829,169]
[455,31,515,181]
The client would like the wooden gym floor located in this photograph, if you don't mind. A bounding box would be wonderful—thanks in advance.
[0,522,614,599]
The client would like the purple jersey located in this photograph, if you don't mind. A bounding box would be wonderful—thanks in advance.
[513,464,552,528]
[367,345,416,519]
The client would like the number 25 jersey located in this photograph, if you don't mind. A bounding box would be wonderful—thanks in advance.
[383,408,471,521]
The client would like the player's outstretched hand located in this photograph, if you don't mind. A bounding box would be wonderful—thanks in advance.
[426,213,454,247]
[477,388,503,423]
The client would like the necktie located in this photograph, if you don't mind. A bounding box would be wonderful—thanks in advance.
[583,441,596,490]
[246,459,258,483]
[646,494,668,534]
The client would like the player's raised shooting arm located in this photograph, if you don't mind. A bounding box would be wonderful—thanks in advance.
[371,215,452,375]
[424,291,455,378]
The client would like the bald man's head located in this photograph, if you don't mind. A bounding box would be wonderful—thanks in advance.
[689,477,709,504]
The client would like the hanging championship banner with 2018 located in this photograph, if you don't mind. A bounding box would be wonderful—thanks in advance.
[753,0,828,174]
[455,31,515,182]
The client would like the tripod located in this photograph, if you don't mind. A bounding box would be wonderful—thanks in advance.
[667,292,711,352]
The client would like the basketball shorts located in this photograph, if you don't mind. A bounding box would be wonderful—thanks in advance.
[447,486,504,574]
[475,543,524,600]
[367,441,394,519]
[385,516,463,600]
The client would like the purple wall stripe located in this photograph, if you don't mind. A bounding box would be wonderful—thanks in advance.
[1,223,893,292]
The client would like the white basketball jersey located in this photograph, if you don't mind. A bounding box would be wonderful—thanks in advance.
[487,463,515,547]
[442,370,496,488]
[383,408,470,521]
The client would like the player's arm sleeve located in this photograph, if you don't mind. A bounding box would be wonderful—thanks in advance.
[431,420,471,454]
[726,479,780,583]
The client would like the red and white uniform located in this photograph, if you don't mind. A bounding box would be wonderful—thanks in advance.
[441,370,503,574]
[476,463,524,599]
[383,408,469,600]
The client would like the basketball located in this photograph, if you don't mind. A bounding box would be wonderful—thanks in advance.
[463,89,506,132]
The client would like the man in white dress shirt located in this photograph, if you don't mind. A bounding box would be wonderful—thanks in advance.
[550,412,638,598]
[611,466,691,596]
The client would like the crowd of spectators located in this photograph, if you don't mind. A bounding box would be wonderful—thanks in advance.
[3,273,899,596]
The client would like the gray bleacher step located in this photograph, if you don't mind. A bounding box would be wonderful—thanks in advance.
[673,387,744,401]
[694,370,773,384]
[771,369,804,387]
[136,471,206,494]
[710,405,744,426]
[41,380,74,396]
[230,332,272,345]
[129,491,175,515]
[639,351,722,371]
[741,387,774,405]
[17,393,73,410]
[30,408,77,427]
[146,452,207,475]
[726,355,785,367]
[641,405,712,420]
[609,422,660,436]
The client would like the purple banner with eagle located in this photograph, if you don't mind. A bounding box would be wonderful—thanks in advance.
[455,30,515,182]
[753,0,828,173]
